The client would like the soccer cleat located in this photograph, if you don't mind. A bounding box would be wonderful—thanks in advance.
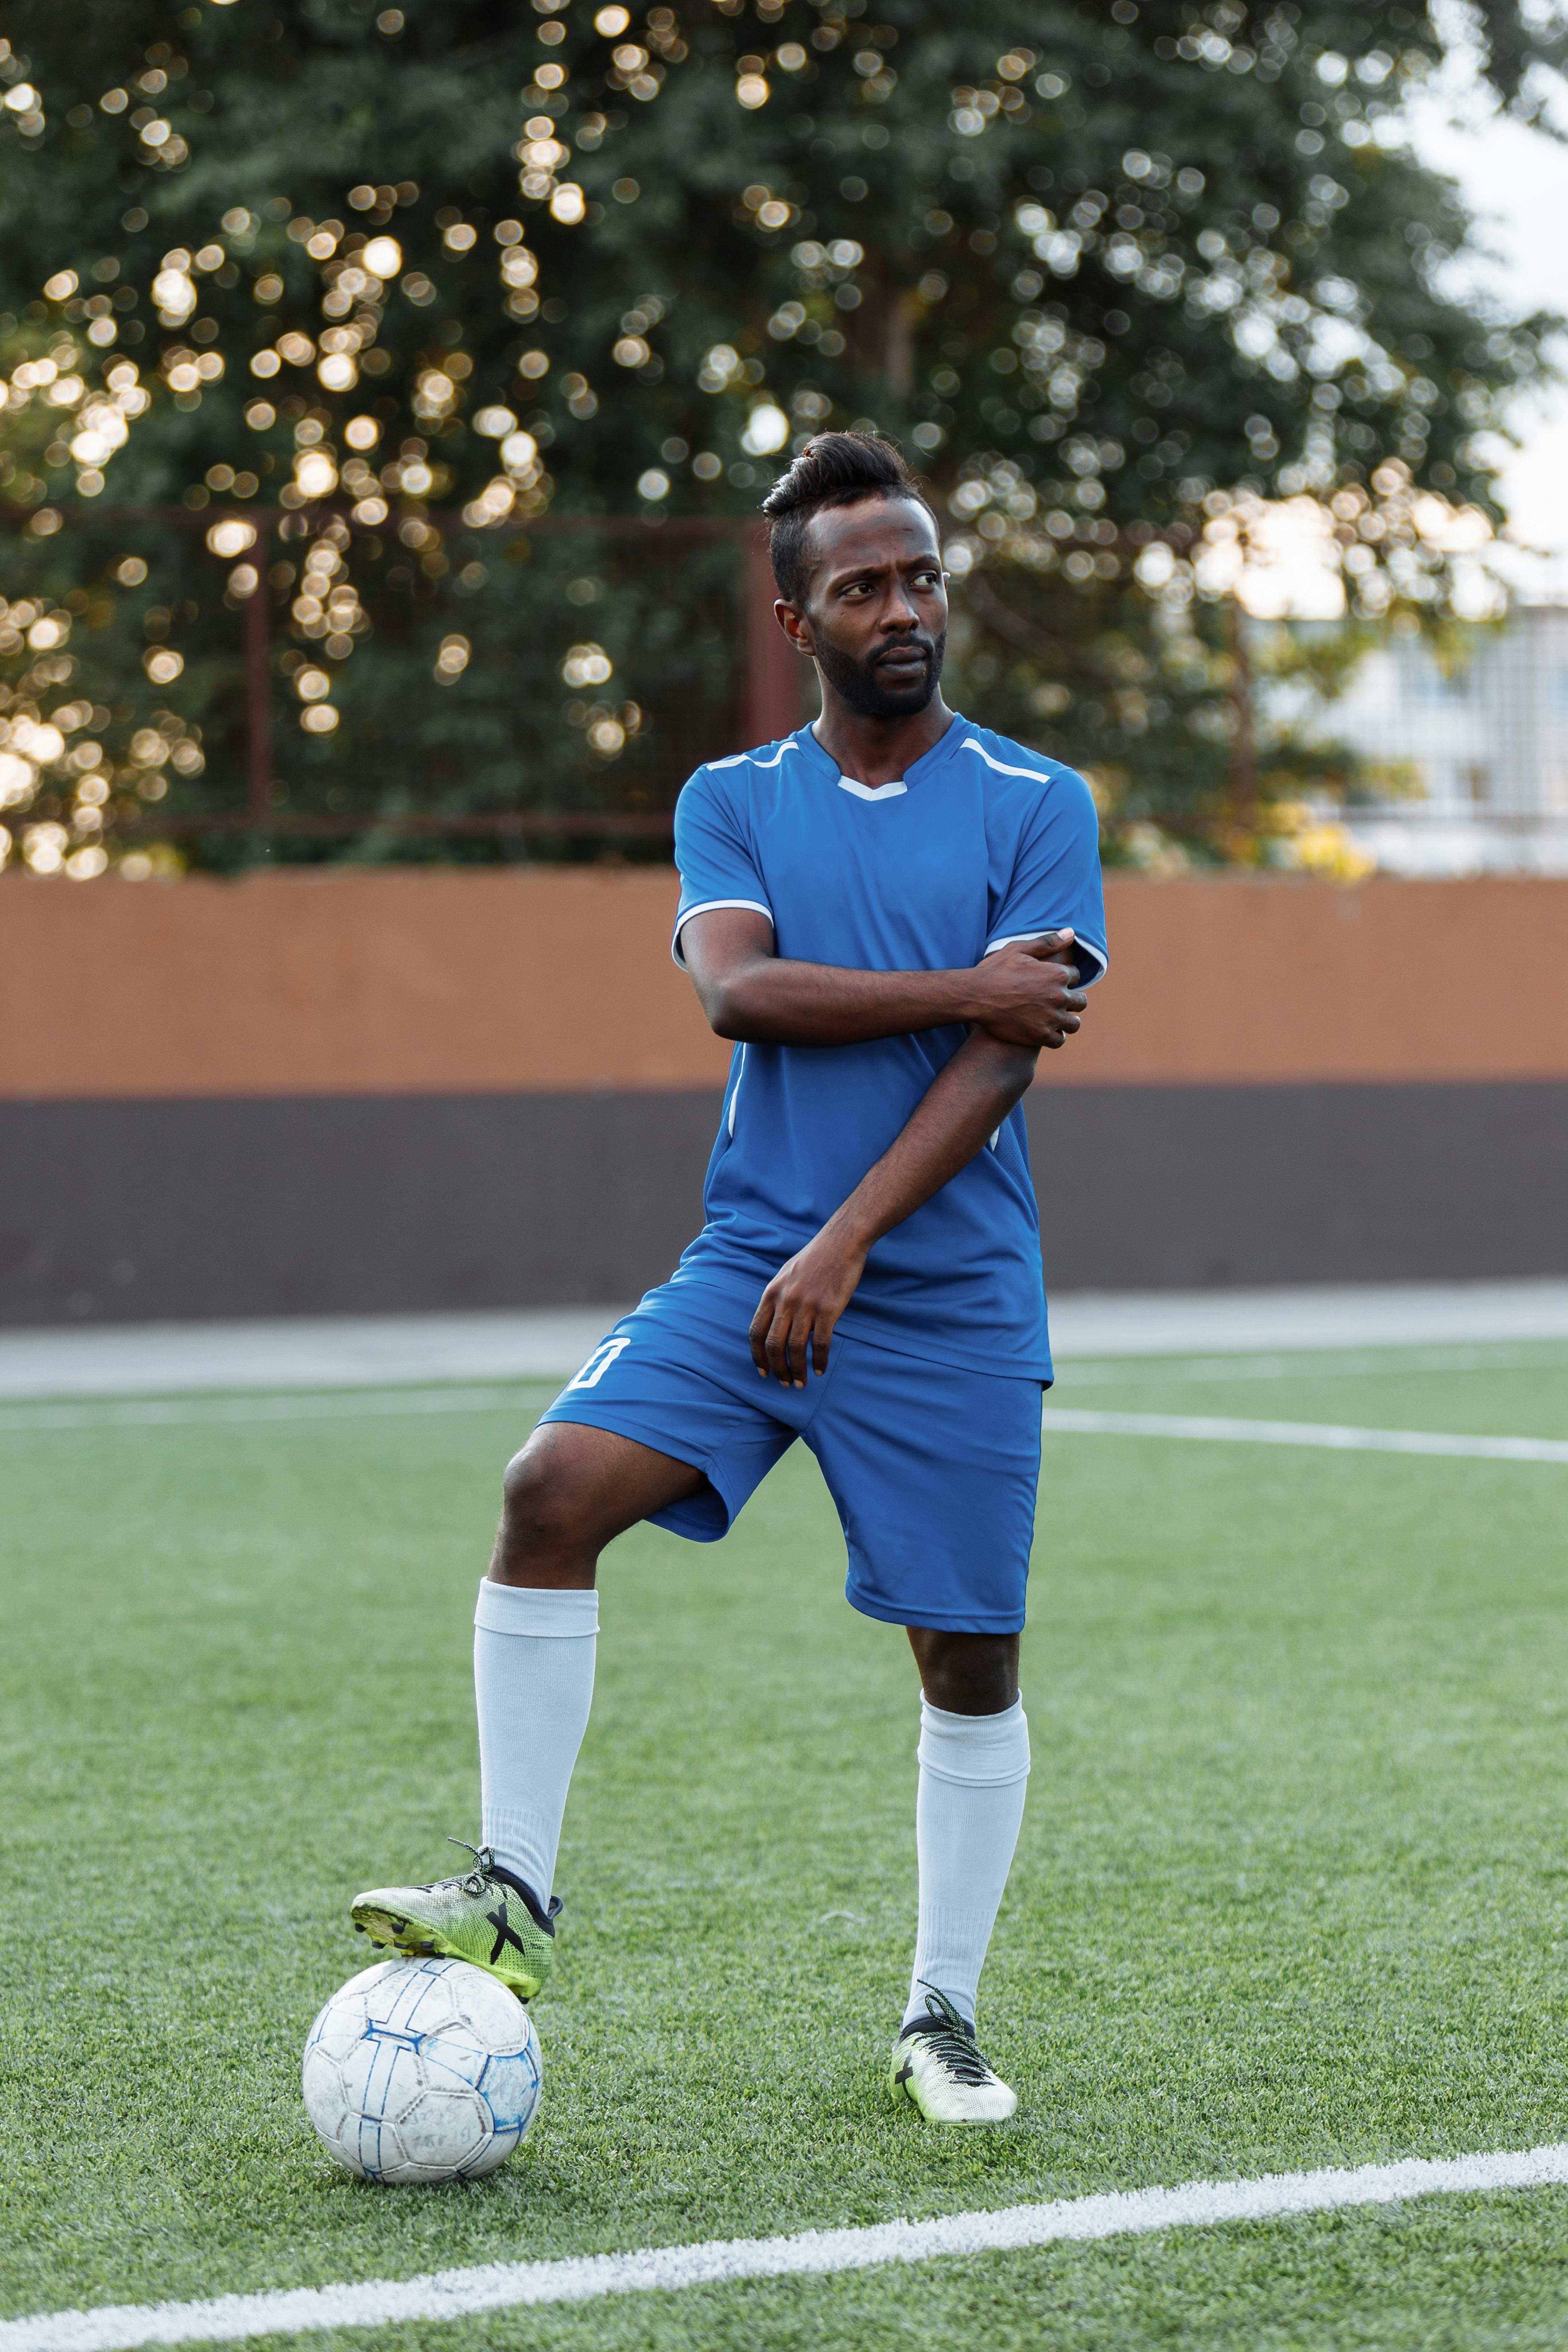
[890,1986,1018,2123]
[350,1840,561,2002]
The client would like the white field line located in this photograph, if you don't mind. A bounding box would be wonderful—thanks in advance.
[1063,1344,1568,1388]
[1042,1409,1568,1465]
[7,1390,1568,1464]
[0,1387,542,1435]
[7,2143,1568,2352]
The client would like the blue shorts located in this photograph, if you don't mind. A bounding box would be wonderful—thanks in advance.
[537,1271,1043,1635]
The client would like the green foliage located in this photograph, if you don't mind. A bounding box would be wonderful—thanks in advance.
[0,0,1560,869]
[944,576,1374,870]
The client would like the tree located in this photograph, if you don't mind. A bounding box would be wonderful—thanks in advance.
[0,0,1559,873]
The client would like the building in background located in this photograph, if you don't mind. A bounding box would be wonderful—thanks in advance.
[1329,604,1568,874]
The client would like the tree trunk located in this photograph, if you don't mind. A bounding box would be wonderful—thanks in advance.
[1228,594,1257,845]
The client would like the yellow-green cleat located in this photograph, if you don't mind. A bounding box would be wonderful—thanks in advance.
[350,1840,561,2002]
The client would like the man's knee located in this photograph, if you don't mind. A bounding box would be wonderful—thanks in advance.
[497,1436,597,1563]
[493,1418,702,1583]
[909,1627,1020,1715]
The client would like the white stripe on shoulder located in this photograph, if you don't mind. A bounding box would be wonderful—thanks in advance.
[959,736,1053,784]
[706,738,804,773]
[985,930,1108,984]
[670,899,775,970]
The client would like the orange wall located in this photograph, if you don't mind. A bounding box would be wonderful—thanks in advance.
[3,867,1565,1101]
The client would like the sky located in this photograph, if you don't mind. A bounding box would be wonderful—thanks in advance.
[1410,47,1568,600]
[1241,41,1568,617]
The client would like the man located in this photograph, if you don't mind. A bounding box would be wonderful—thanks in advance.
[353,432,1107,2124]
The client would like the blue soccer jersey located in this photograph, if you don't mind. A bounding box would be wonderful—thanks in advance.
[670,715,1108,1379]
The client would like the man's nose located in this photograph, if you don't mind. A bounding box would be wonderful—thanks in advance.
[880,584,921,628]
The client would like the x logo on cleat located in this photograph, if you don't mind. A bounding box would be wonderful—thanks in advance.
[486,1900,528,1966]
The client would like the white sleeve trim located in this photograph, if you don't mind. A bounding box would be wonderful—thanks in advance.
[671,898,775,969]
[706,738,803,772]
[984,929,1108,985]
[960,736,1051,783]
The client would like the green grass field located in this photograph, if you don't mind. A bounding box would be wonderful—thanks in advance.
[6,1341,1568,2349]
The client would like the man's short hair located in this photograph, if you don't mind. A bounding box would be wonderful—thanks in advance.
[761,432,933,606]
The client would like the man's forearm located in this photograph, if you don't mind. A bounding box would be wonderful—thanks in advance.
[683,908,1087,1054]
[824,1029,1040,1250]
[746,1029,1040,1381]
[703,953,990,1046]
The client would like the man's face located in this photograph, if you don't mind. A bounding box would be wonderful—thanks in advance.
[791,494,947,719]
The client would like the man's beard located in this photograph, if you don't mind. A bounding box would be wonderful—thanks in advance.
[814,627,945,720]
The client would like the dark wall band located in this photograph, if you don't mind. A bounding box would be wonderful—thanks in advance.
[4,1079,1566,1327]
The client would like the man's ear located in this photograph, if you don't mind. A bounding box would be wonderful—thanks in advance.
[776,600,816,658]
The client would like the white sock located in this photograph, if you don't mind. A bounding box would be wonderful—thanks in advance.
[903,1697,1031,2031]
[473,1579,598,1907]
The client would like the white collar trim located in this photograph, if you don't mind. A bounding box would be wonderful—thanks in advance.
[835,775,907,801]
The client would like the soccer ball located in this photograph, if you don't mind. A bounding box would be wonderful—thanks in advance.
[302,1954,543,2183]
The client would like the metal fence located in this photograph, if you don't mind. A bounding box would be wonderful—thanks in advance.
[0,500,807,866]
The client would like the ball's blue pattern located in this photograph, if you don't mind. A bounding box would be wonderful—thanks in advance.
[303,1954,543,2183]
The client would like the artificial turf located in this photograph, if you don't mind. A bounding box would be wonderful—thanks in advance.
[4,1342,1568,2348]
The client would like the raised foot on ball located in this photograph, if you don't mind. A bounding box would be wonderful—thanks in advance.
[350,1840,560,2003]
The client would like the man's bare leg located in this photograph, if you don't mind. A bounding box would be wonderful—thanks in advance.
[906,1627,1019,1715]
[488,1421,705,1587]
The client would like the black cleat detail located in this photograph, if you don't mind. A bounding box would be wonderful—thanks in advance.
[485,1899,530,1968]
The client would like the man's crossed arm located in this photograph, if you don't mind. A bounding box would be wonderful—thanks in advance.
[680,909,1088,1384]
[682,906,1087,1053]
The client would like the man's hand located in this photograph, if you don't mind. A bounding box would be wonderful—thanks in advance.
[749,1225,869,1385]
[968,930,1087,1050]
[745,1021,1045,1384]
